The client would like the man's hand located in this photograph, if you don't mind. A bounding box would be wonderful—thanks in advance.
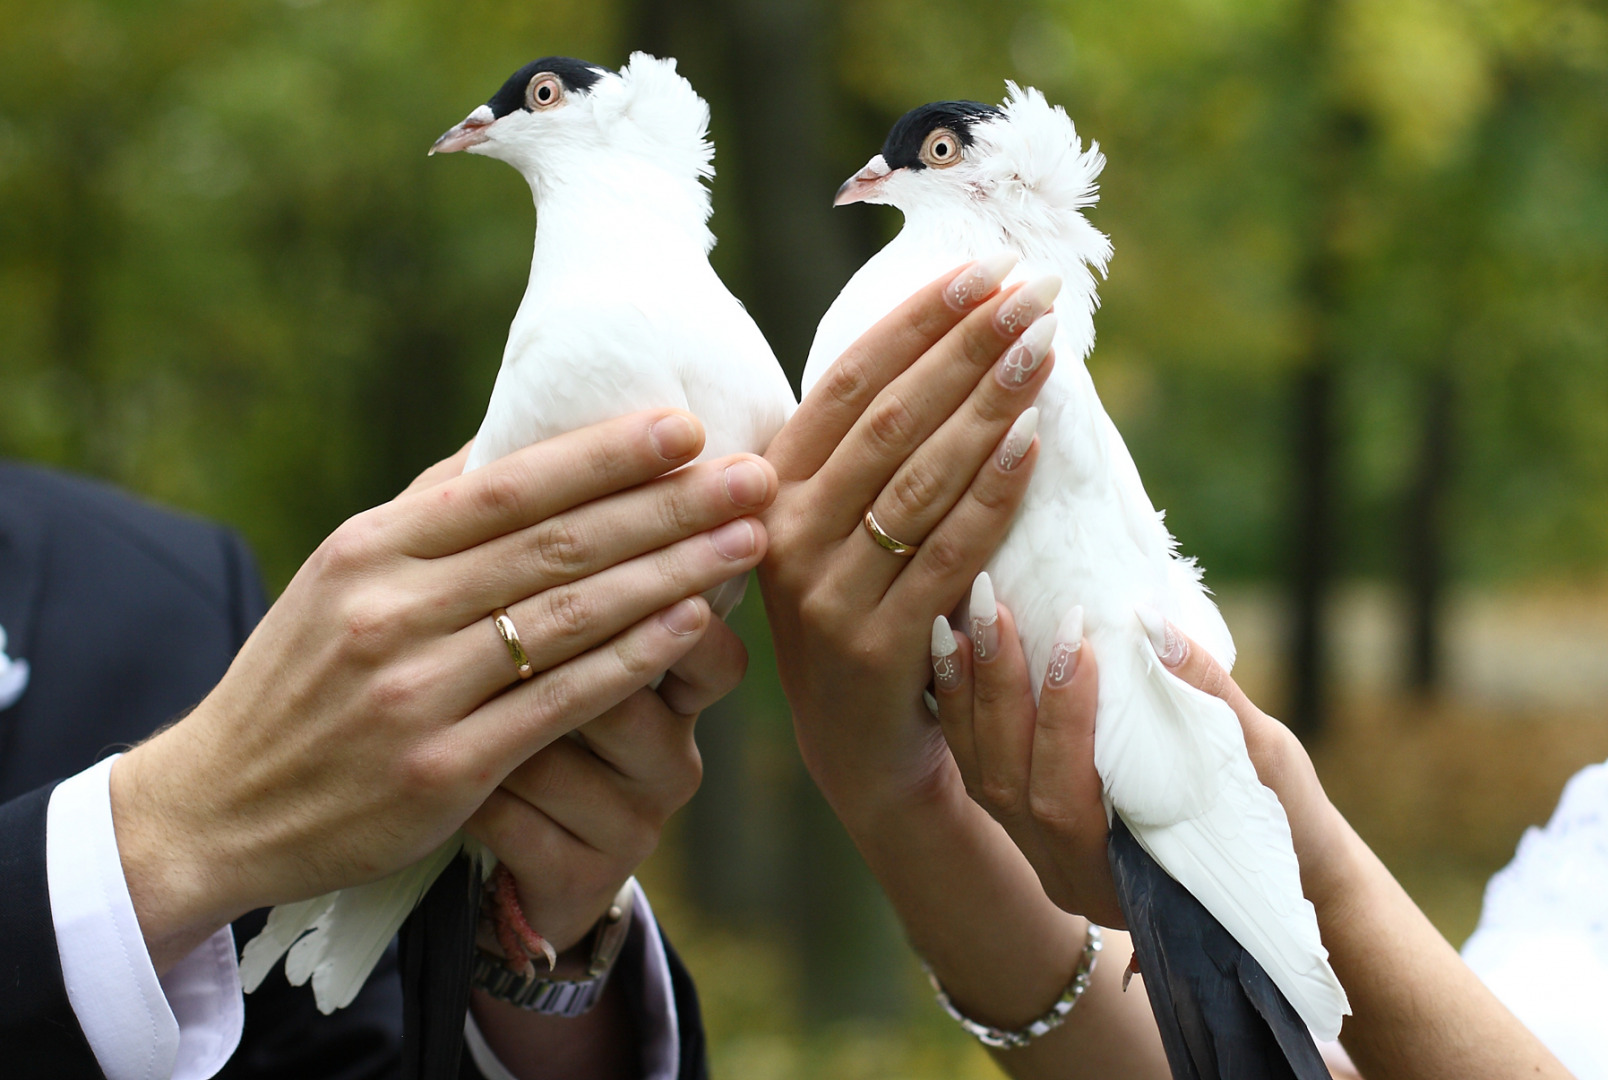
[110,410,776,972]
[462,619,746,1079]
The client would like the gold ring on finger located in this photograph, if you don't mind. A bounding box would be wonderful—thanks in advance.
[491,607,534,680]
[863,507,918,557]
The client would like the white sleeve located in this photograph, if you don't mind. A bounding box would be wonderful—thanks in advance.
[47,754,244,1080]
[464,879,681,1080]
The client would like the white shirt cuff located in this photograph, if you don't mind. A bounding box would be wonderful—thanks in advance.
[464,879,680,1080]
[47,754,244,1080]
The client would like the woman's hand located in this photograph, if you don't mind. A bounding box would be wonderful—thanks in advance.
[932,590,1347,929]
[760,255,1058,819]
[112,409,776,972]
[937,602,1575,1080]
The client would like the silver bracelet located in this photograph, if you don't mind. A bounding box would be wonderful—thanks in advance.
[922,923,1103,1050]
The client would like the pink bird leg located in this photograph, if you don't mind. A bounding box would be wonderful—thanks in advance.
[488,863,556,978]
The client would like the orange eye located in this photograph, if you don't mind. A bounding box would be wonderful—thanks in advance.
[920,128,961,168]
[527,74,564,111]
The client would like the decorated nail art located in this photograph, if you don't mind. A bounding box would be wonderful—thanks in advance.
[970,572,999,661]
[931,615,962,691]
[998,313,1058,387]
[1135,603,1189,667]
[997,407,1039,471]
[1045,606,1085,688]
[945,252,1019,310]
[996,275,1063,335]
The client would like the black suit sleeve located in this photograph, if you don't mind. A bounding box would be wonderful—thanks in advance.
[0,783,102,1079]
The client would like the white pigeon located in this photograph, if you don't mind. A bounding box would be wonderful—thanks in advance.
[241,52,795,1014]
[805,86,1350,1049]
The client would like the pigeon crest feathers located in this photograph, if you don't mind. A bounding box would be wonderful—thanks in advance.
[973,83,1113,281]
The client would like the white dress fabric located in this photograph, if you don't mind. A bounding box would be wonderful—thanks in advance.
[1461,759,1608,1080]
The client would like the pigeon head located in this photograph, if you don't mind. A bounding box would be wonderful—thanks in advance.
[834,100,1001,207]
[836,84,1112,277]
[430,52,715,219]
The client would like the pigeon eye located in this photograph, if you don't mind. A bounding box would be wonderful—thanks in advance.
[527,74,564,111]
[920,128,962,169]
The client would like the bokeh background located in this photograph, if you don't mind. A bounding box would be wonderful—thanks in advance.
[3,0,1606,1074]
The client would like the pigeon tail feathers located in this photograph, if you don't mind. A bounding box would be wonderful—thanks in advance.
[243,837,463,1014]
[1096,630,1349,1038]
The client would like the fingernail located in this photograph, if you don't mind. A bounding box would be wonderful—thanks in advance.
[997,407,1039,471]
[662,598,703,636]
[931,616,962,692]
[997,313,1058,387]
[996,275,1062,335]
[1045,605,1084,688]
[710,519,756,560]
[650,414,700,460]
[945,252,1019,310]
[1135,604,1188,667]
[722,460,769,508]
[970,571,999,662]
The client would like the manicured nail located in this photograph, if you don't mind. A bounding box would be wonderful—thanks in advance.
[997,407,1039,471]
[722,460,769,507]
[970,572,999,661]
[1136,604,1188,667]
[945,252,1019,310]
[1045,605,1084,688]
[710,519,756,560]
[650,414,700,460]
[997,313,1057,387]
[931,615,962,692]
[662,598,704,636]
[996,275,1062,335]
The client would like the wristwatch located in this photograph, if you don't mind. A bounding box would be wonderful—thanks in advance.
[470,878,637,1016]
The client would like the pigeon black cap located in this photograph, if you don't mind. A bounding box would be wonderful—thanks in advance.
[880,101,1002,170]
[486,57,609,118]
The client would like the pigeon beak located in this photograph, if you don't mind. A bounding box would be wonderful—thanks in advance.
[429,105,496,156]
[833,155,893,206]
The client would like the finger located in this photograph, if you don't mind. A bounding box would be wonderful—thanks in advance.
[384,410,706,559]
[1135,606,1255,719]
[573,689,703,802]
[447,517,768,704]
[885,409,1040,618]
[655,617,748,716]
[858,320,1053,563]
[930,615,979,789]
[461,794,627,949]
[501,701,699,852]
[766,255,1016,480]
[806,275,1061,539]
[1027,606,1104,838]
[966,583,1040,822]
[461,596,712,767]
[437,454,776,624]
[402,440,474,494]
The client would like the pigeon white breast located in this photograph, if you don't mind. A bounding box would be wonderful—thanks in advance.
[806,85,1349,1050]
[241,52,795,1014]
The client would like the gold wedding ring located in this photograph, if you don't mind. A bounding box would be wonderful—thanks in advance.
[863,507,918,557]
[492,608,534,680]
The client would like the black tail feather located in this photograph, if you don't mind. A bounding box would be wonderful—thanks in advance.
[1108,816,1329,1080]
[399,853,481,1080]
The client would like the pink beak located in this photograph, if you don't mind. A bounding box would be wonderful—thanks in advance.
[833,154,892,206]
[429,105,496,156]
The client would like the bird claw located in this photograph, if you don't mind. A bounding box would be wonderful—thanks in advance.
[1122,950,1141,992]
[488,864,556,977]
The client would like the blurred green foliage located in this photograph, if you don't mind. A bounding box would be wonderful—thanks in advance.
[4,0,1607,1073]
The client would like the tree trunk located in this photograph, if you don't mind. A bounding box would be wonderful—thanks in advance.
[1405,372,1454,691]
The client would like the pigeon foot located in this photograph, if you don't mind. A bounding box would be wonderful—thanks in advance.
[488,864,557,978]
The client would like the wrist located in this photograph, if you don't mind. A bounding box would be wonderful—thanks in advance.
[110,739,244,972]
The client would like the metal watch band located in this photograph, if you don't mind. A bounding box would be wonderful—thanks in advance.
[470,877,637,1016]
